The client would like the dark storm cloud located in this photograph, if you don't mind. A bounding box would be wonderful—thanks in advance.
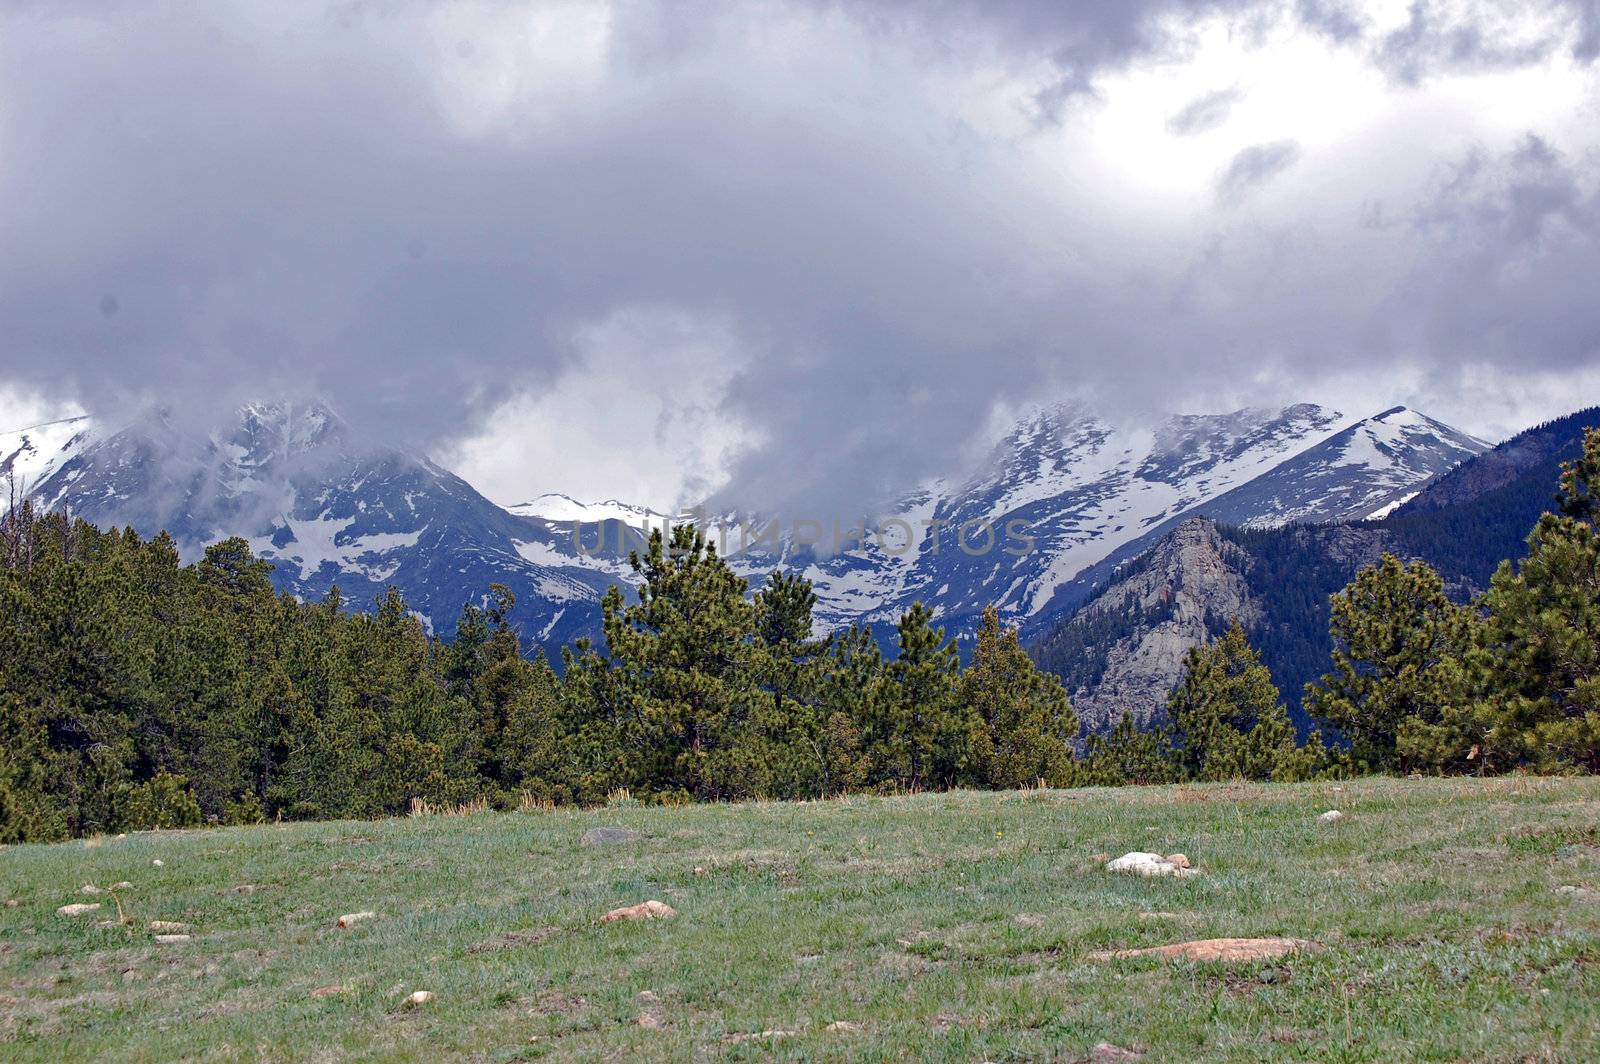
[1167,87,1245,135]
[0,0,1597,522]
[1215,141,1303,203]
[1392,135,1600,367]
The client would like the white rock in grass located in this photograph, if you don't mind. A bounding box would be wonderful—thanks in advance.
[79,884,103,895]
[1318,810,1345,824]
[148,921,191,933]
[56,903,101,917]
[153,934,191,944]
[151,859,164,867]
[337,911,377,929]
[1105,852,1198,878]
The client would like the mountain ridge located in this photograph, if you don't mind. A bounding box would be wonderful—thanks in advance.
[3,398,1488,652]
[1030,406,1596,736]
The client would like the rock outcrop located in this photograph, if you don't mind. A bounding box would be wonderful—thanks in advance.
[1055,519,1259,731]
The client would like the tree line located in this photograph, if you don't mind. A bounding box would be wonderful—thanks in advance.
[2,430,1597,841]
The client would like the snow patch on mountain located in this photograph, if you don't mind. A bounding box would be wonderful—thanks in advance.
[0,416,97,495]
[510,493,671,525]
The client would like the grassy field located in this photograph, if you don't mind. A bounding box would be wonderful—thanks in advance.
[3,777,1599,1062]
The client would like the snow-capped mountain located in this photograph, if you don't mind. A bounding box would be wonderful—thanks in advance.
[3,398,1487,650]
[6,402,636,644]
[694,402,1485,642]
[0,416,96,497]
[1019,405,1488,625]
[1180,406,1490,527]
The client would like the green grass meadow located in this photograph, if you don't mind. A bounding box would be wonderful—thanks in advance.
[3,777,1598,1061]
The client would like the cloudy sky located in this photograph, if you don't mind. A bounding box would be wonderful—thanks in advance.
[2,0,1598,516]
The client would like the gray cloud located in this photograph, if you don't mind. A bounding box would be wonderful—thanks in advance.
[1392,135,1600,366]
[1295,0,1368,43]
[1216,141,1303,204]
[0,1,1598,524]
[1375,0,1596,83]
[1167,86,1245,135]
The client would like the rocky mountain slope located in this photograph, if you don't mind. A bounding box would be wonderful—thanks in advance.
[1032,407,1598,735]
[1033,517,1401,734]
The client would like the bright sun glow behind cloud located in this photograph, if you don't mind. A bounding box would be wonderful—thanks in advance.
[1055,2,1595,219]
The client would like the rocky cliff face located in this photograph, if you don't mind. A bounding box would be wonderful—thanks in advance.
[1045,519,1259,731]
[1033,516,1413,734]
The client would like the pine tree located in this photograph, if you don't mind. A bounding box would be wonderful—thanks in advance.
[746,569,838,798]
[601,525,763,799]
[1474,427,1600,773]
[1076,711,1178,786]
[811,623,880,793]
[1304,555,1474,773]
[962,605,1077,788]
[1167,621,1297,781]
[871,602,966,790]
[0,693,65,842]
[500,648,567,799]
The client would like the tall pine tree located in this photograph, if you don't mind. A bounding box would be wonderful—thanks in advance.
[1304,555,1474,773]
[1474,427,1600,773]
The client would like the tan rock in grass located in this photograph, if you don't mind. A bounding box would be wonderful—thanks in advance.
[826,1020,865,1032]
[79,884,103,895]
[1090,1043,1145,1062]
[1087,937,1311,963]
[406,990,434,1006]
[600,899,677,923]
[722,1029,795,1045]
[153,934,192,944]
[148,920,191,933]
[109,881,133,891]
[4,899,18,908]
[336,911,376,929]
[56,903,101,917]
[310,985,346,998]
